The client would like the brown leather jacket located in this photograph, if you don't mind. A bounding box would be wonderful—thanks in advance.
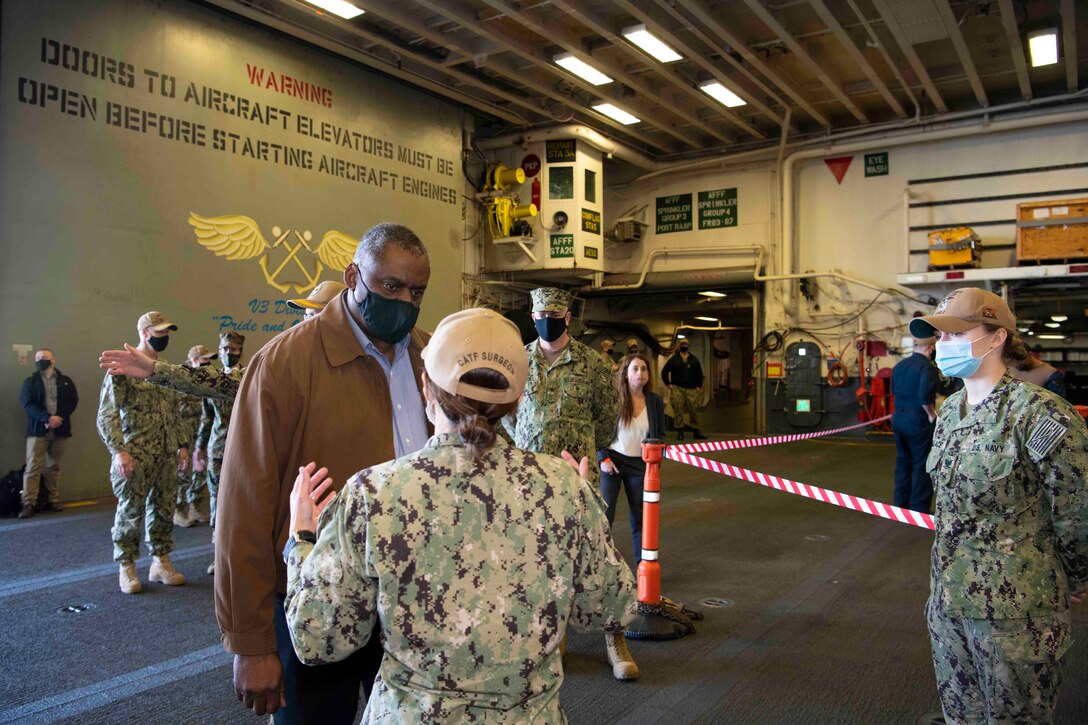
[215,292,430,655]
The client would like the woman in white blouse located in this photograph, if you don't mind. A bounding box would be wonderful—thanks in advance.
[597,353,667,563]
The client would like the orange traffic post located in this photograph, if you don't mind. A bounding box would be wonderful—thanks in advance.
[625,438,701,641]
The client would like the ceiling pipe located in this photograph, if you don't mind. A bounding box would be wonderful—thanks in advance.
[474,124,661,170]
[594,245,765,291]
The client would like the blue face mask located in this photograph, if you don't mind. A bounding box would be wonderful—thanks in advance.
[935,332,996,378]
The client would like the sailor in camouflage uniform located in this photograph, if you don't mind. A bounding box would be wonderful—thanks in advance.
[174,344,216,527]
[911,288,1088,724]
[195,332,245,535]
[502,287,618,488]
[501,288,638,680]
[97,312,190,594]
[284,308,635,723]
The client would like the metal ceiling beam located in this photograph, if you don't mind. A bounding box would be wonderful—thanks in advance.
[843,0,918,115]
[651,0,793,128]
[471,0,720,148]
[554,0,781,142]
[361,0,697,150]
[997,0,1033,101]
[868,0,948,112]
[739,0,868,123]
[608,0,767,139]
[933,0,988,107]
[1062,0,1078,93]
[806,0,907,117]
[221,0,532,124]
[407,0,685,152]
[671,0,829,128]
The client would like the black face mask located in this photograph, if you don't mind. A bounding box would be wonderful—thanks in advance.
[198,361,211,367]
[679,345,689,353]
[356,278,420,344]
[224,353,242,368]
[36,360,52,372]
[147,335,169,352]
[534,316,567,343]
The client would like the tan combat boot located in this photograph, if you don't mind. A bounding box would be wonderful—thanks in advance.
[605,632,639,680]
[193,499,210,524]
[149,555,187,586]
[173,503,193,527]
[119,562,142,594]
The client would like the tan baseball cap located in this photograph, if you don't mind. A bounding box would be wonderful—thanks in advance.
[422,308,528,404]
[138,311,177,332]
[287,280,347,310]
[187,344,218,361]
[909,288,1016,338]
[626,338,639,348]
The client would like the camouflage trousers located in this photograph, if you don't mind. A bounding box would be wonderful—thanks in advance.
[207,458,222,529]
[176,465,208,508]
[926,599,1071,724]
[110,453,177,562]
[670,386,701,430]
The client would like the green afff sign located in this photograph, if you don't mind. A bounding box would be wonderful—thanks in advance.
[656,194,692,234]
[550,234,574,259]
[865,152,888,177]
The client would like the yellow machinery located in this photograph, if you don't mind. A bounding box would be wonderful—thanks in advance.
[927,226,980,269]
[481,163,537,240]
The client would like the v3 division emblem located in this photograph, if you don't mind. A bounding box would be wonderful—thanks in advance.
[189,211,359,293]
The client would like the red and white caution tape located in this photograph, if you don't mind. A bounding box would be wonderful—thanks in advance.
[665,448,934,530]
[669,414,892,454]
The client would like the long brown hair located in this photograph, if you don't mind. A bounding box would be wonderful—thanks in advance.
[617,353,653,425]
[426,368,518,463]
[981,324,1031,369]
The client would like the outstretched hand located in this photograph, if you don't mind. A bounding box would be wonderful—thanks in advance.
[289,462,336,536]
[100,343,155,379]
[560,450,591,480]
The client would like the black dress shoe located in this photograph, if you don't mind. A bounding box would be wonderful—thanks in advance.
[43,502,64,513]
[18,504,34,519]
[693,430,707,440]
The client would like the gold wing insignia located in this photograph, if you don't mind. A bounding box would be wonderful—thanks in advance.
[188,212,270,260]
[314,231,359,272]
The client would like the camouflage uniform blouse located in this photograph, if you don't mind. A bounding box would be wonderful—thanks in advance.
[286,433,636,723]
[97,373,184,456]
[195,366,244,460]
[927,373,1088,619]
[502,338,618,485]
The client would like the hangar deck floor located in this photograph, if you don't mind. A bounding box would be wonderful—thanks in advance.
[2,435,1084,724]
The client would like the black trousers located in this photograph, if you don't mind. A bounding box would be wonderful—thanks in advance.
[893,417,935,513]
[273,592,383,725]
[599,450,645,561]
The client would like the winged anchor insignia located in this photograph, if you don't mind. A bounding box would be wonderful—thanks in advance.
[188,212,359,294]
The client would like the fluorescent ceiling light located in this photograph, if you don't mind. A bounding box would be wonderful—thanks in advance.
[303,0,364,19]
[1044,322,1061,328]
[1028,28,1058,67]
[699,80,746,108]
[622,25,683,63]
[1051,314,1068,322]
[553,53,613,86]
[694,316,719,322]
[1036,334,1065,340]
[592,103,640,125]
[677,334,687,339]
[699,291,726,298]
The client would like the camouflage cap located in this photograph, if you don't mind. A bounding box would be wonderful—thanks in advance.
[422,308,528,405]
[287,280,347,310]
[137,311,177,332]
[910,287,1016,338]
[530,287,572,314]
[220,331,246,347]
[187,344,218,361]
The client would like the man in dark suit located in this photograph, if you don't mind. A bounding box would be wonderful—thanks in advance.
[19,348,79,518]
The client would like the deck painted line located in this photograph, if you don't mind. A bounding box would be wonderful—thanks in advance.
[0,644,229,723]
[0,543,214,600]
[0,511,108,532]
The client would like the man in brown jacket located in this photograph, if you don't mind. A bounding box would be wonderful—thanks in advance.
[99,223,432,724]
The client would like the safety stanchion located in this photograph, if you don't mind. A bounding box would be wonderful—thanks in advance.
[625,438,703,641]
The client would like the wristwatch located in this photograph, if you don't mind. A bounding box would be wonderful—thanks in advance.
[283,529,317,564]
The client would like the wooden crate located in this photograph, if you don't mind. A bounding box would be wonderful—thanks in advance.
[1017,198,1088,263]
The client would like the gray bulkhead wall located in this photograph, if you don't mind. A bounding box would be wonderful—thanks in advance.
[0,0,467,500]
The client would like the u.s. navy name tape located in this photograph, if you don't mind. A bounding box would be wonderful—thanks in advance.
[665,448,935,530]
[670,414,892,454]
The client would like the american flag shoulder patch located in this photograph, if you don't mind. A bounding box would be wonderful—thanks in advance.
[1026,416,1068,461]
